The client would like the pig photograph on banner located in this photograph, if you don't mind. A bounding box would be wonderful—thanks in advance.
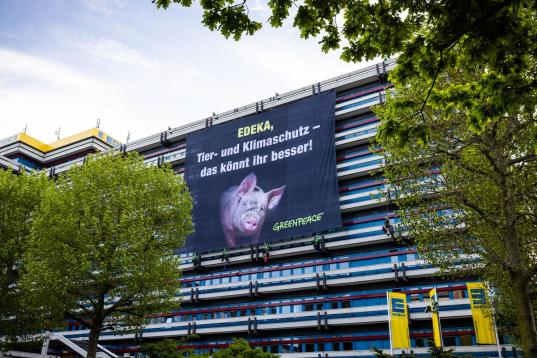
[221,172,285,248]
[182,90,341,253]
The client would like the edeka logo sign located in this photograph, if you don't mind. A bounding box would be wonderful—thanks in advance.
[470,288,487,306]
[467,282,497,344]
[182,90,341,252]
[388,292,410,349]
[391,298,406,316]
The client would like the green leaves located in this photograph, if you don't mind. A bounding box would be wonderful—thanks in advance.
[375,65,537,352]
[0,169,50,346]
[153,0,536,144]
[267,0,291,28]
[18,153,193,355]
[201,0,262,40]
[212,338,278,358]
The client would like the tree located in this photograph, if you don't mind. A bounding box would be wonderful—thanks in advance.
[141,339,184,358]
[153,0,536,135]
[427,347,465,358]
[211,338,278,358]
[140,336,203,357]
[21,153,193,358]
[375,65,537,354]
[0,169,50,349]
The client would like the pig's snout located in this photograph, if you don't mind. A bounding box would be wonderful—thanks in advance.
[243,217,259,233]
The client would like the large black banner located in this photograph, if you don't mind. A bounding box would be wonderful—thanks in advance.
[183,90,340,252]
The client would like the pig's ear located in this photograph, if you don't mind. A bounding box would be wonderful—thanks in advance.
[267,186,285,210]
[237,173,257,197]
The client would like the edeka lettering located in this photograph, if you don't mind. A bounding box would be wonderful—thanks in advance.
[238,120,273,138]
[273,212,324,231]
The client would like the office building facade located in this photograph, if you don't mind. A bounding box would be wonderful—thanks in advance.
[0,60,517,357]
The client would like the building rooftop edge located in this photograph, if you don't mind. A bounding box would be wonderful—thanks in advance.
[0,128,122,153]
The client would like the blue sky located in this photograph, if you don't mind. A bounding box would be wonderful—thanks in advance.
[0,0,371,143]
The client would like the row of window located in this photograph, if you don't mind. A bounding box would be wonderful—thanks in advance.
[64,286,468,332]
[182,251,416,288]
[184,335,474,355]
[183,263,430,296]
[114,331,503,357]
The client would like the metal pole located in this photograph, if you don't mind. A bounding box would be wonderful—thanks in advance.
[486,282,503,357]
[435,286,445,348]
[386,291,393,356]
[494,319,502,357]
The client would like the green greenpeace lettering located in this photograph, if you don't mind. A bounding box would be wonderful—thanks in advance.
[273,212,324,232]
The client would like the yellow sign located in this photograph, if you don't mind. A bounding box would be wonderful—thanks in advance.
[429,288,442,347]
[388,292,411,349]
[467,282,497,344]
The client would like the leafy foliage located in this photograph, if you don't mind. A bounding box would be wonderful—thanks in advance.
[140,336,204,357]
[375,65,537,354]
[427,346,465,358]
[141,339,184,358]
[20,153,193,358]
[211,338,278,357]
[371,347,394,357]
[154,0,536,136]
[140,338,277,358]
[0,169,50,348]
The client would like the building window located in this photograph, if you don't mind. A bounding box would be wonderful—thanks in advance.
[438,290,450,300]
[443,336,456,346]
[415,338,425,347]
[452,290,464,299]
[333,343,341,351]
[331,301,339,309]
[460,335,473,346]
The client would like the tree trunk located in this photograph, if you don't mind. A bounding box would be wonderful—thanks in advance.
[512,273,537,356]
[87,326,101,358]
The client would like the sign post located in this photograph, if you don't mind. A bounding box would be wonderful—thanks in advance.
[467,282,497,345]
[387,291,411,354]
[386,291,393,356]
[429,287,444,348]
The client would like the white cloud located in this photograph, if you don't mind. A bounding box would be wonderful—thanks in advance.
[0,48,100,90]
[0,4,370,146]
[82,0,127,16]
[0,48,121,141]
[248,0,272,18]
[53,28,146,67]
[0,46,208,144]
[77,38,145,66]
